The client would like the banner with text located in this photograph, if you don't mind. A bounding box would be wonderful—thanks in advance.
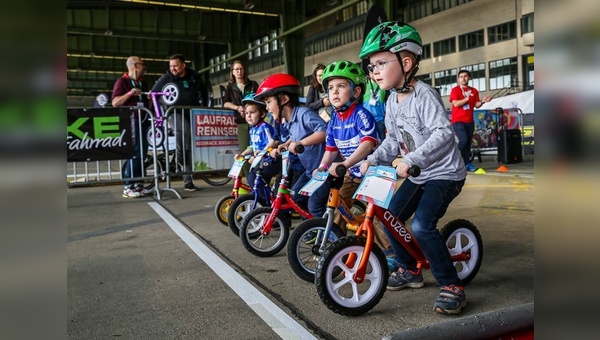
[192,108,240,171]
[447,108,521,151]
[67,108,134,162]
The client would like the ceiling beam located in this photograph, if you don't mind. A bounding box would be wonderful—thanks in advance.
[67,27,227,45]
[67,53,168,63]
[67,69,164,77]
[114,0,279,17]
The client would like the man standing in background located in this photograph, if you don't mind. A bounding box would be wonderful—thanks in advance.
[449,70,492,172]
[152,54,208,191]
[112,56,150,198]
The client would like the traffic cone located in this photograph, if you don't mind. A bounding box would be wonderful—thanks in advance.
[497,165,509,172]
[474,168,487,174]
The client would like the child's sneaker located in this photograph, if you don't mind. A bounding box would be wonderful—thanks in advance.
[466,162,477,172]
[123,187,141,198]
[386,268,424,291]
[433,284,467,315]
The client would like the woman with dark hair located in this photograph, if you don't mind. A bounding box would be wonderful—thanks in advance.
[223,60,259,150]
[305,64,332,122]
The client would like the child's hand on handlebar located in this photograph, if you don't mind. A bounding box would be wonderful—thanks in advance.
[329,162,345,177]
[270,147,280,158]
[359,161,371,175]
[396,162,410,178]
[288,141,302,154]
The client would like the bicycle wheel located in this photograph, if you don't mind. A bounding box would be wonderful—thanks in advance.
[240,207,291,257]
[227,194,266,237]
[315,236,388,316]
[214,195,234,226]
[441,219,483,285]
[287,218,345,283]
[146,126,165,150]
[199,170,232,186]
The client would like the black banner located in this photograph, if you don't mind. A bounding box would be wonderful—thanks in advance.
[67,108,134,162]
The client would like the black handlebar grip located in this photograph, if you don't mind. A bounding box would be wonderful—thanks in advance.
[335,164,347,177]
[409,165,421,177]
[295,144,305,154]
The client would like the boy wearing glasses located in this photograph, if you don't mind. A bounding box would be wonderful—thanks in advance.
[359,22,468,315]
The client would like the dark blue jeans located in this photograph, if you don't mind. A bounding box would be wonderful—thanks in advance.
[172,112,194,186]
[246,157,282,201]
[291,172,331,218]
[385,178,465,286]
[453,121,474,166]
[123,117,150,187]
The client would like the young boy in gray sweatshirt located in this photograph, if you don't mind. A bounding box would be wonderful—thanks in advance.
[359,21,468,315]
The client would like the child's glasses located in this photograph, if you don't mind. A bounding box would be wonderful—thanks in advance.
[366,59,399,72]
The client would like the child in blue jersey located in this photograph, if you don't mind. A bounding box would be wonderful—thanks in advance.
[363,70,388,139]
[314,60,391,251]
[235,93,281,192]
[254,73,329,219]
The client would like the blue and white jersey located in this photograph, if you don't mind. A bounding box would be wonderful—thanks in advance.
[326,103,379,178]
[362,81,387,123]
[249,120,278,152]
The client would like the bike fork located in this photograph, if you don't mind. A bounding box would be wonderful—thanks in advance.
[316,208,335,253]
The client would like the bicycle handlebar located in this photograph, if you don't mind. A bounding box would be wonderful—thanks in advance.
[335,164,346,177]
[335,164,420,177]
[408,165,421,177]
[140,91,168,96]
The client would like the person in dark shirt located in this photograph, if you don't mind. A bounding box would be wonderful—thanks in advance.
[222,60,259,151]
[305,64,332,123]
[152,54,208,191]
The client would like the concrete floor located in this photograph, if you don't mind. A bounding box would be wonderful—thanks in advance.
[67,157,534,339]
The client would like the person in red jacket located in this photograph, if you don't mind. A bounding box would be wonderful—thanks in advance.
[449,70,492,172]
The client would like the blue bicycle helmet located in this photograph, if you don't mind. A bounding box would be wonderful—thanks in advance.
[241,92,266,109]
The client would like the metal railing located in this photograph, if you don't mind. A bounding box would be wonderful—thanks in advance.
[67,105,239,199]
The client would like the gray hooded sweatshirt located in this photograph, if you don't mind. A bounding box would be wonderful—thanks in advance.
[366,81,466,184]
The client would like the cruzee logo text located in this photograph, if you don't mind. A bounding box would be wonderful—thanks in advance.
[383,210,412,243]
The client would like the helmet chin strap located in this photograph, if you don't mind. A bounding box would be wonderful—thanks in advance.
[394,52,419,93]
[332,83,356,113]
[275,94,287,122]
[333,98,356,113]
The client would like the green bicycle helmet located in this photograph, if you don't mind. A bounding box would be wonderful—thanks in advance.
[321,60,366,111]
[359,21,423,60]
[322,60,366,89]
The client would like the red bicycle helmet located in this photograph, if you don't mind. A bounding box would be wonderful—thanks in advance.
[254,73,301,101]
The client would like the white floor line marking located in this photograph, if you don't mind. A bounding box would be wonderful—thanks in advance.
[148,202,316,340]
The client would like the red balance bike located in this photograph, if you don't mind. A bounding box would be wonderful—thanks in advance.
[239,147,312,257]
[315,165,483,316]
